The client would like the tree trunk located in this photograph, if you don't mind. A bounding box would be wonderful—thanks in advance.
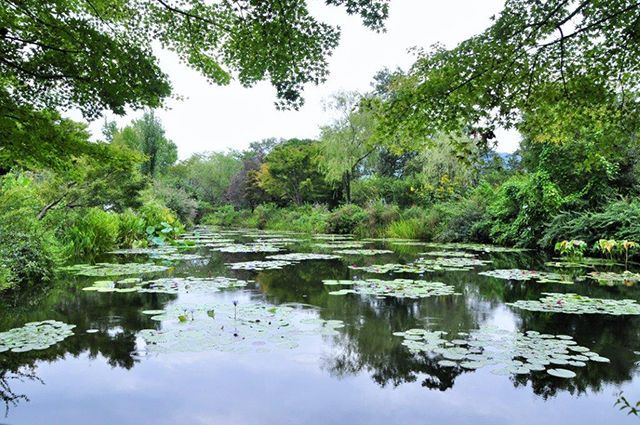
[343,171,351,204]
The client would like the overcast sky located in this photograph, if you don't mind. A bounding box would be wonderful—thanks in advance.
[76,0,519,160]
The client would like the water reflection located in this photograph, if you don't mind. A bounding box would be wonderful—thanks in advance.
[0,234,638,423]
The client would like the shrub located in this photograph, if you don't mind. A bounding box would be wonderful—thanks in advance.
[433,183,495,243]
[0,172,60,290]
[63,208,121,258]
[153,180,198,225]
[117,209,146,247]
[202,205,246,227]
[264,205,330,234]
[326,204,367,234]
[352,176,425,208]
[356,199,400,237]
[138,199,183,242]
[541,199,640,251]
[489,172,564,247]
[386,219,424,239]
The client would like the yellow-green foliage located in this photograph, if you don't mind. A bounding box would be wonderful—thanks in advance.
[64,208,121,258]
[0,173,60,290]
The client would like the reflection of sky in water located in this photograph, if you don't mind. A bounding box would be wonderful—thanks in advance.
[8,351,639,425]
[483,305,519,332]
[2,232,640,424]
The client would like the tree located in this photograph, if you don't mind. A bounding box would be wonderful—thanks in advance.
[258,138,339,205]
[1,0,388,117]
[226,138,280,209]
[165,151,242,209]
[409,133,482,201]
[35,143,148,220]
[0,99,103,175]
[320,91,376,203]
[112,111,177,177]
[375,0,640,147]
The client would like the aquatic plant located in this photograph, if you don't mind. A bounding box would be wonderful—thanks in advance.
[323,278,458,299]
[554,240,587,262]
[507,293,640,315]
[396,326,609,379]
[478,269,575,284]
[137,302,345,354]
[60,262,169,276]
[0,320,75,353]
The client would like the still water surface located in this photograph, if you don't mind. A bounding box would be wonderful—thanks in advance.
[1,228,639,424]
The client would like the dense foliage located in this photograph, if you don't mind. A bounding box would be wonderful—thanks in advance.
[2,0,640,293]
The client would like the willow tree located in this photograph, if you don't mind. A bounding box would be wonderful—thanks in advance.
[320,91,376,203]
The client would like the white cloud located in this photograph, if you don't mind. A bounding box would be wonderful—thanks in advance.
[75,0,520,159]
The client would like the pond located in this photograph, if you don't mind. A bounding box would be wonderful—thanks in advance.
[1,227,640,424]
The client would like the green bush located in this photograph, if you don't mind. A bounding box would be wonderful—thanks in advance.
[202,205,247,227]
[117,209,146,247]
[264,205,330,234]
[153,180,198,225]
[386,219,424,239]
[541,199,640,251]
[432,183,494,243]
[138,199,183,242]
[356,199,400,237]
[489,172,564,247]
[0,173,60,290]
[326,204,367,234]
[63,208,121,258]
[352,176,425,208]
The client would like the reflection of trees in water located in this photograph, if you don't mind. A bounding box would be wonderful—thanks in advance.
[256,256,640,398]
[0,362,41,416]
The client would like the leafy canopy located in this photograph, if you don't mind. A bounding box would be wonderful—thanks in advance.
[1,0,389,116]
[375,0,640,143]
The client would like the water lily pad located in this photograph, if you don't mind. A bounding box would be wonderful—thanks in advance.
[61,262,169,277]
[0,321,75,353]
[209,243,282,253]
[332,249,393,256]
[507,292,640,315]
[226,260,295,271]
[266,253,342,261]
[547,368,576,378]
[395,325,604,380]
[479,269,574,284]
[136,301,345,354]
[587,271,640,286]
[324,278,457,299]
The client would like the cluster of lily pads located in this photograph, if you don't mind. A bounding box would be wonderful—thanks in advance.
[410,242,527,253]
[209,243,283,253]
[0,320,75,353]
[314,242,366,249]
[60,262,170,276]
[266,253,342,261]
[420,251,476,258]
[323,278,459,299]
[332,249,393,256]
[396,326,609,379]
[349,256,490,274]
[226,260,295,271]
[478,269,575,284]
[507,292,640,315]
[137,302,345,354]
[82,277,143,293]
[82,276,250,295]
[586,271,640,286]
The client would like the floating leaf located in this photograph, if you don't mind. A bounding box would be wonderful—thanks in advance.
[323,278,458,299]
[507,293,640,315]
[0,321,75,353]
